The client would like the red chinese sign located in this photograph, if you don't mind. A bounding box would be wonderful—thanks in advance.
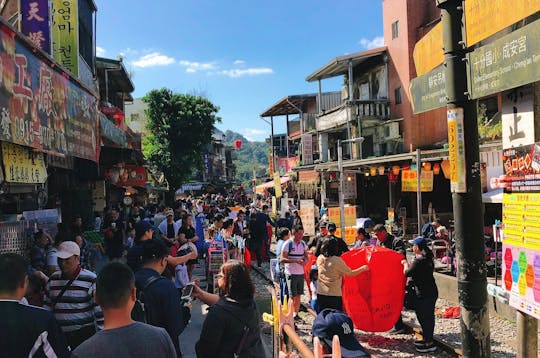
[0,23,99,162]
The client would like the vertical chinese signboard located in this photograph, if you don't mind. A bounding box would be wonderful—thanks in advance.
[299,199,315,236]
[52,0,78,76]
[447,108,466,193]
[302,133,313,165]
[328,206,357,244]
[21,0,51,54]
[273,172,282,198]
[0,24,99,162]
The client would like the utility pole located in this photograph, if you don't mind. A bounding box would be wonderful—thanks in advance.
[437,1,491,357]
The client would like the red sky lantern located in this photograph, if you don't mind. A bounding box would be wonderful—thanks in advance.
[234,139,242,149]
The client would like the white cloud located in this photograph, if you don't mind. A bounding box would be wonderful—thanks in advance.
[241,128,267,141]
[131,52,176,68]
[359,36,384,49]
[220,67,274,78]
[179,60,218,73]
[233,60,245,66]
[96,46,106,56]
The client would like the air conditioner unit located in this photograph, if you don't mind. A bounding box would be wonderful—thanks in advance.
[385,122,400,141]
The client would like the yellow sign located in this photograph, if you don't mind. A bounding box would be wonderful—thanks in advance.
[401,170,434,192]
[413,22,443,76]
[2,142,47,183]
[465,0,540,46]
[335,227,357,245]
[503,193,540,250]
[328,206,357,228]
[273,172,282,198]
[52,0,79,76]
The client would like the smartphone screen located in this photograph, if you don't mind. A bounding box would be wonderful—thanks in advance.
[181,284,194,299]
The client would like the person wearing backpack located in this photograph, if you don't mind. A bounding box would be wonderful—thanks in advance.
[281,225,308,320]
[133,240,188,357]
[72,262,176,358]
[193,260,265,358]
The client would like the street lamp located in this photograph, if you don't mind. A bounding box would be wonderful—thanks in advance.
[337,137,364,235]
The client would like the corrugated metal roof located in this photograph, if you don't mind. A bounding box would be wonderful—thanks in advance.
[260,93,317,117]
[306,47,387,82]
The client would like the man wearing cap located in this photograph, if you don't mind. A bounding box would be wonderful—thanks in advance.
[312,309,369,357]
[373,223,407,334]
[127,221,195,273]
[309,221,329,255]
[44,241,104,349]
[158,209,181,247]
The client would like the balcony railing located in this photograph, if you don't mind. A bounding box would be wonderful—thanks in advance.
[353,99,390,120]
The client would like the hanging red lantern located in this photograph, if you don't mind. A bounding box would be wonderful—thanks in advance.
[234,139,242,149]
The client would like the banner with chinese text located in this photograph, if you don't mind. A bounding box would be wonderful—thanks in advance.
[0,23,99,162]
[21,0,50,53]
[401,170,434,192]
[299,199,315,236]
[1,142,47,183]
[52,0,78,76]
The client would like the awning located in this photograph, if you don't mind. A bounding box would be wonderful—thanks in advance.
[482,188,503,204]
[315,152,416,171]
[255,176,290,194]
[316,105,350,131]
[306,47,387,82]
[176,183,206,194]
[260,94,317,117]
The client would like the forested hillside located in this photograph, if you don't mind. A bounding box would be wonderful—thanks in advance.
[224,130,269,185]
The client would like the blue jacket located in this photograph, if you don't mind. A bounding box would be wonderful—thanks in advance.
[134,268,187,357]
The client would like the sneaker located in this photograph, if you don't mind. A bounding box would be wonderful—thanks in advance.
[414,339,425,347]
[416,343,437,353]
[388,327,405,334]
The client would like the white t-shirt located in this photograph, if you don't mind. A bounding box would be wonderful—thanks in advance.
[282,239,307,276]
[310,281,318,301]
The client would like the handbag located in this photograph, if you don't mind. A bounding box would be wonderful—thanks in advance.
[404,280,417,310]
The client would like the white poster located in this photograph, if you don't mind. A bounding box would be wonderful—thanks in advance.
[299,199,315,235]
[502,85,534,150]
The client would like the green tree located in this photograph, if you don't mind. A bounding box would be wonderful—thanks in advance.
[143,88,220,188]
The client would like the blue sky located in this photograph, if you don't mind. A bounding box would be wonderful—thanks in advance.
[95,1,383,141]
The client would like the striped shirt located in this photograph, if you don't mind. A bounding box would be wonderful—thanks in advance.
[44,268,104,333]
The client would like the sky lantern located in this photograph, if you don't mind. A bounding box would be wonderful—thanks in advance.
[234,139,242,149]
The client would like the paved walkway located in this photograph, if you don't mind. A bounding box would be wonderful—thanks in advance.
[179,261,208,357]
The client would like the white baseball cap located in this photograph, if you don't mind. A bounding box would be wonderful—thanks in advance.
[56,241,80,259]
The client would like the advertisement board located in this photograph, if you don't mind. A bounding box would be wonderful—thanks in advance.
[1,142,47,183]
[401,170,434,192]
[52,0,79,76]
[299,199,315,236]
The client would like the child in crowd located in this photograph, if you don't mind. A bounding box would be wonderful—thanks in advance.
[309,266,318,311]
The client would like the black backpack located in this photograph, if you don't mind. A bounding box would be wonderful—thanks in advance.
[131,276,163,323]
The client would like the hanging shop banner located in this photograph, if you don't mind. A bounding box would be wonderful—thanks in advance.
[302,133,313,165]
[0,24,99,162]
[23,208,62,238]
[299,199,315,236]
[464,0,540,47]
[273,171,282,198]
[105,165,147,187]
[469,19,540,100]
[100,113,127,147]
[413,22,443,76]
[51,0,78,76]
[21,0,51,54]
[1,142,47,183]
[490,143,540,193]
[328,206,357,228]
[401,170,434,192]
[447,108,467,193]
[409,64,446,114]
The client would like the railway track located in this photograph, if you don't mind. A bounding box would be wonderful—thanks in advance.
[250,251,462,357]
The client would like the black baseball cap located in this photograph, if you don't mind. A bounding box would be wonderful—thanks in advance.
[327,222,337,232]
[312,309,369,358]
[319,221,329,229]
[135,221,155,240]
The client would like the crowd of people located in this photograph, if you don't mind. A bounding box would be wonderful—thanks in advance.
[0,190,440,357]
